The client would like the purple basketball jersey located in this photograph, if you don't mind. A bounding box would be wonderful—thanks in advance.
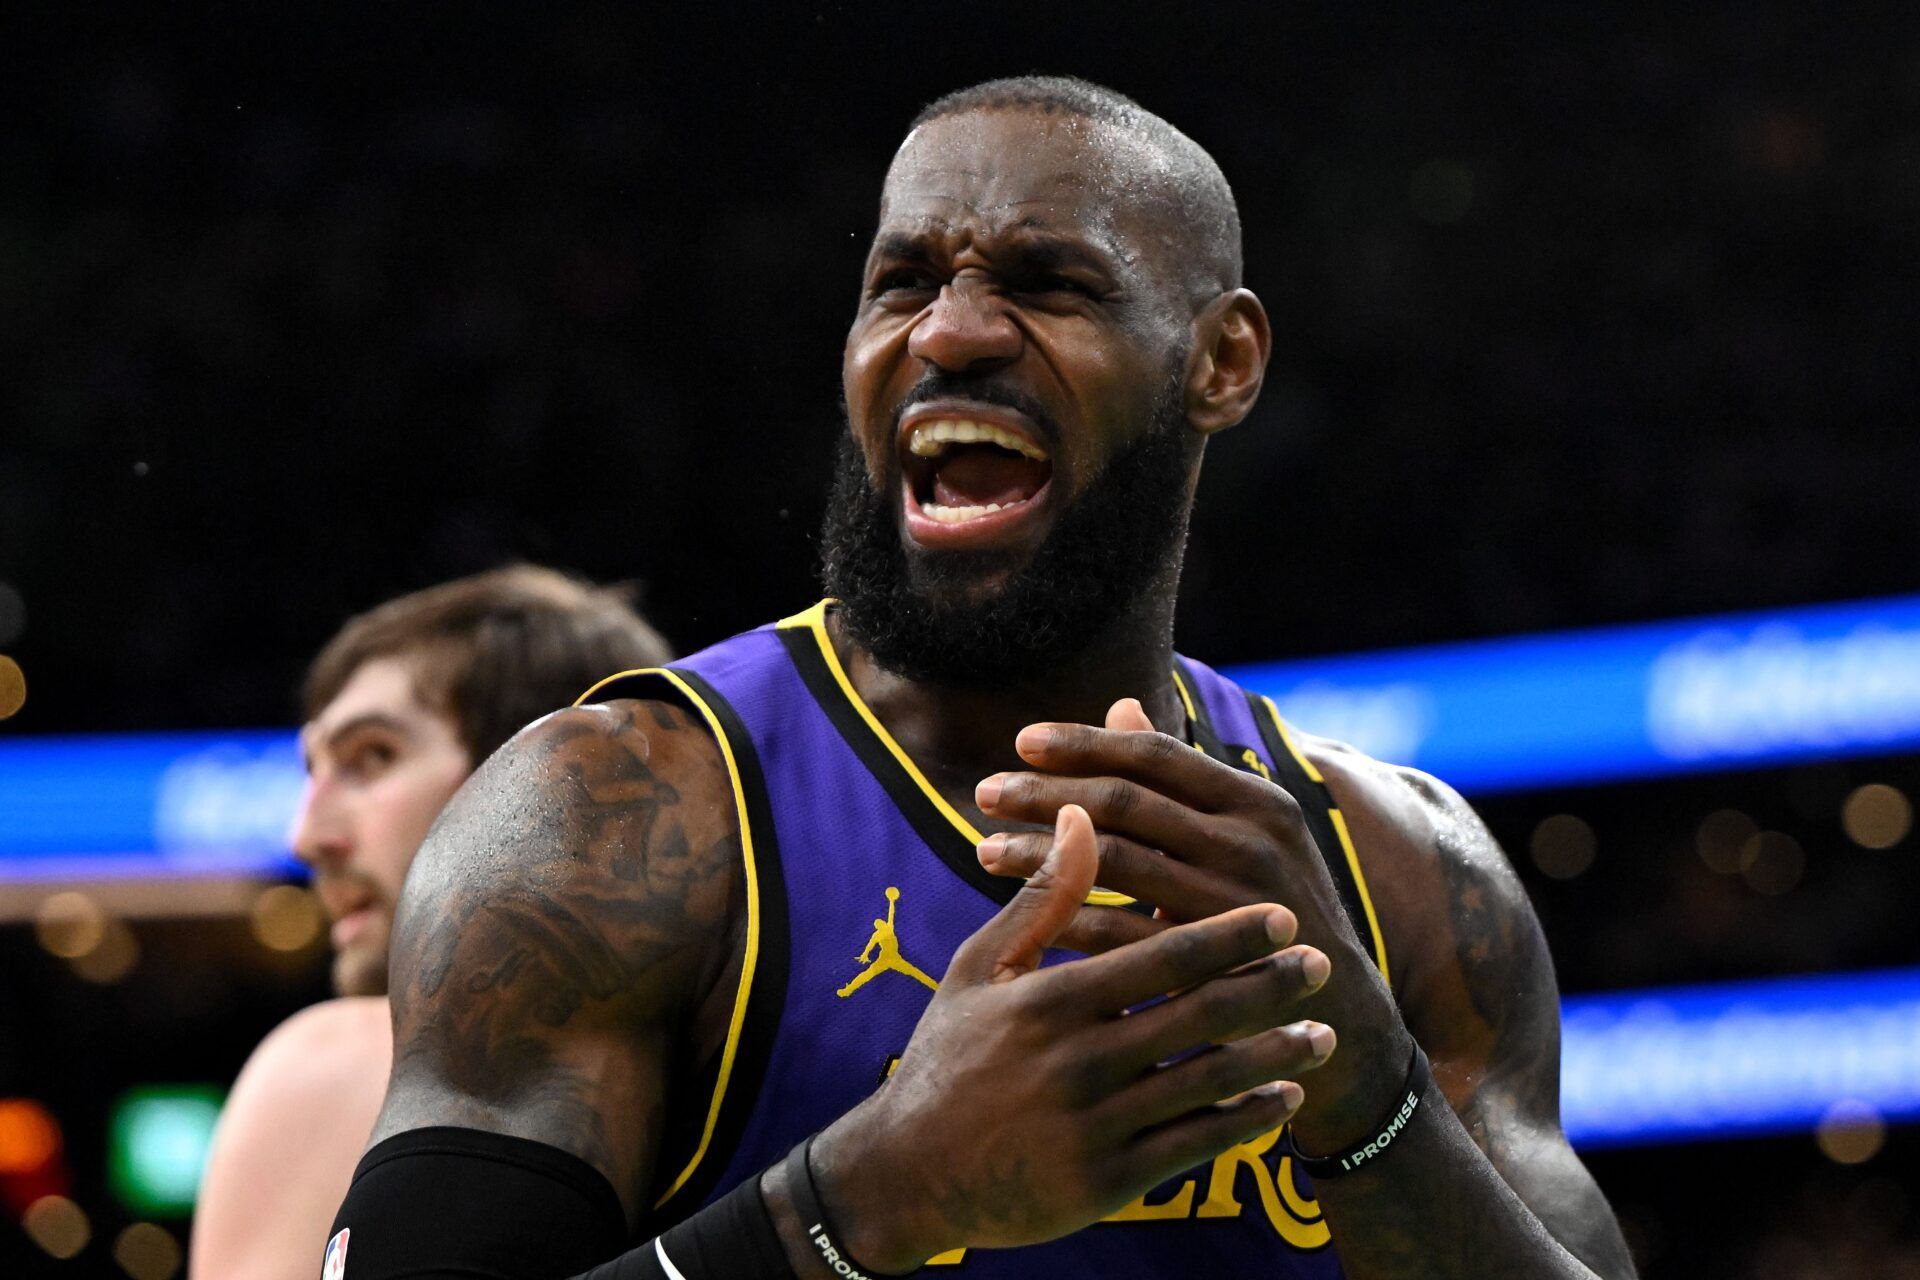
[585,603,1389,1278]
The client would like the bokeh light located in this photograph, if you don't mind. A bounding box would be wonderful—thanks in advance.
[0,653,26,719]
[114,1222,182,1280]
[248,884,324,952]
[1816,1100,1887,1165]
[70,918,141,984]
[1842,783,1912,850]
[0,580,24,646]
[1530,814,1597,879]
[1696,809,1758,874]
[0,1098,62,1173]
[1739,831,1805,896]
[34,892,107,959]
[22,1194,91,1259]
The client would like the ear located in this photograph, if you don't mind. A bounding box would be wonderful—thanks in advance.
[1183,289,1272,436]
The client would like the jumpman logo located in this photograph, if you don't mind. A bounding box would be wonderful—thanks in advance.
[837,886,938,998]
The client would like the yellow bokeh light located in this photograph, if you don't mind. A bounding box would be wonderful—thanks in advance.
[114,1222,182,1280]
[249,884,324,952]
[1816,1100,1886,1165]
[34,891,107,959]
[1842,784,1912,850]
[70,917,140,984]
[23,1195,90,1259]
[0,653,25,719]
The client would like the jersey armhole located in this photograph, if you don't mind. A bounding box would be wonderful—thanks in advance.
[574,667,791,1221]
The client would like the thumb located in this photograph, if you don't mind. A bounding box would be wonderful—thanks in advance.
[949,804,1098,985]
[1106,696,1156,732]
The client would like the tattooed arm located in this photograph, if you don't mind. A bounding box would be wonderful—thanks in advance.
[369,696,747,1219]
[351,699,1346,1277]
[1311,746,1638,1280]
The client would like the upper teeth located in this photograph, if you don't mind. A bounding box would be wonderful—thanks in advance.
[907,419,1049,460]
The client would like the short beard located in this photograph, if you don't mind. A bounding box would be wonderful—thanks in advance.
[820,377,1197,687]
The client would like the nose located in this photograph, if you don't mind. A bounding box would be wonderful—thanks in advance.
[289,776,350,872]
[907,274,1023,374]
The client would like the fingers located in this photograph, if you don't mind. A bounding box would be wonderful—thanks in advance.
[981,830,1236,923]
[1111,945,1332,1067]
[1008,718,1254,811]
[947,804,1098,986]
[1103,1020,1333,1133]
[1123,1081,1305,1186]
[1029,901,1298,1013]
[1052,903,1167,955]
[979,770,1219,857]
[1105,697,1155,732]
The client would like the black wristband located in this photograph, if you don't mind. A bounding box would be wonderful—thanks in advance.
[1286,1041,1433,1178]
[783,1135,911,1279]
[645,1170,795,1279]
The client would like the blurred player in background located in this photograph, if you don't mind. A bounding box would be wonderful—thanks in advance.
[190,565,671,1280]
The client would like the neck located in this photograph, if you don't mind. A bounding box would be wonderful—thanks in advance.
[832,592,1186,825]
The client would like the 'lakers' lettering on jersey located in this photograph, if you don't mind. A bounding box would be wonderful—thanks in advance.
[575,602,1391,1278]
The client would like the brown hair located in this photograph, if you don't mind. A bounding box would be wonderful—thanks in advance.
[302,564,672,766]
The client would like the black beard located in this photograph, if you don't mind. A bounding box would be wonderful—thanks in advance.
[820,384,1196,688]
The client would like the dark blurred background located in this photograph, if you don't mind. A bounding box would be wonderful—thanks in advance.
[3,2,1918,1277]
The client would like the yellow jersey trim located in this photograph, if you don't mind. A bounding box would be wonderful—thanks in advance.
[776,602,1142,908]
[572,667,763,1209]
[1260,696,1391,986]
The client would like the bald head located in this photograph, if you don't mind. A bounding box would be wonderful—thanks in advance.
[900,76,1243,306]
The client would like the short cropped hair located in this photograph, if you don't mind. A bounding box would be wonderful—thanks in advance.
[911,75,1243,296]
[302,564,672,765]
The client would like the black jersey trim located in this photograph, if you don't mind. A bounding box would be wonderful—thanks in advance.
[773,621,1020,904]
[1248,692,1390,979]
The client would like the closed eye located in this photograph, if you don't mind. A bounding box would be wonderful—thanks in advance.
[870,267,941,298]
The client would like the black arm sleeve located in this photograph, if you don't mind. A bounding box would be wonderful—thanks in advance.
[326,1127,793,1280]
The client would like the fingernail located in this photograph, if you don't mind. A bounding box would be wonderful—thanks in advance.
[977,833,1008,866]
[976,774,1006,808]
[1265,908,1296,945]
[1305,1022,1336,1060]
[1276,1080,1305,1110]
[1015,724,1051,756]
[1301,949,1331,989]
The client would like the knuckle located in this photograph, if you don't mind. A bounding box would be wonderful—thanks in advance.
[1266,786,1306,831]
[1138,732,1182,763]
[1100,778,1137,817]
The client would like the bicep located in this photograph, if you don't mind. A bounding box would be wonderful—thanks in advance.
[1402,788,1636,1279]
[372,701,744,1224]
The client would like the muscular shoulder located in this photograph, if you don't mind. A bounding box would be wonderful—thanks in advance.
[376,697,745,1177]
[1294,733,1551,1078]
[191,999,391,1280]
[392,696,743,993]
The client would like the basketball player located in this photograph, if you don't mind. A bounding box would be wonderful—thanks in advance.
[329,79,1634,1279]
[190,567,671,1280]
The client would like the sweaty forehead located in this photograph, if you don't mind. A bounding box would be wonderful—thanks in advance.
[880,110,1171,257]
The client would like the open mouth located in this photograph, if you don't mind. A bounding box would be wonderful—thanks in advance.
[900,415,1054,540]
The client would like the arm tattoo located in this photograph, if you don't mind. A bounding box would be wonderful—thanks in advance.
[376,698,744,1216]
[1309,765,1636,1279]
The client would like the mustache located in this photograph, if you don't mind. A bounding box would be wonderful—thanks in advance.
[312,869,388,917]
[889,370,1061,449]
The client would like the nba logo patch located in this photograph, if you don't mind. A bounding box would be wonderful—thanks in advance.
[322,1228,349,1279]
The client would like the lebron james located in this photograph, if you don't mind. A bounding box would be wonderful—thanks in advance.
[328,78,1634,1280]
